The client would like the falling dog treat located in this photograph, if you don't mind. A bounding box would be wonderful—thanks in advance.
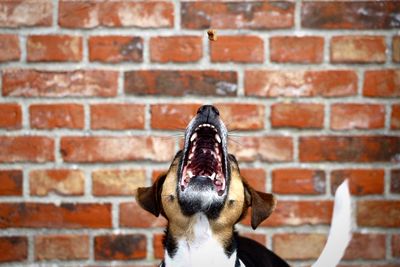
[207,29,217,41]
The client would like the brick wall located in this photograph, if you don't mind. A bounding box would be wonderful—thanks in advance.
[0,0,399,266]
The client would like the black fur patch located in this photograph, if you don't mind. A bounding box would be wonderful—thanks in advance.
[163,227,178,258]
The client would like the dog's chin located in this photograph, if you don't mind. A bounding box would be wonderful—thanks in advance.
[178,175,226,218]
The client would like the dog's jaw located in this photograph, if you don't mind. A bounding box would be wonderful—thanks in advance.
[177,105,230,217]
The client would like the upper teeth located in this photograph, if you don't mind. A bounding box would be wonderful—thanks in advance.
[215,134,221,143]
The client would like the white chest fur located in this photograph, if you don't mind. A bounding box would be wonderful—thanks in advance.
[164,214,238,267]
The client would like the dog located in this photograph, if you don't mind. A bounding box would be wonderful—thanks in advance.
[137,105,351,267]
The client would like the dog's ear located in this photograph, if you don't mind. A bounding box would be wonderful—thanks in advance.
[136,173,167,217]
[244,183,277,230]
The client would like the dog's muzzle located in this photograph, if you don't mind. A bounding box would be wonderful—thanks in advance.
[177,105,229,216]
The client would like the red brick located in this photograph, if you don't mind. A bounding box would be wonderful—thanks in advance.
[271,103,324,129]
[30,104,84,129]
[151,103,199,130]
[0,170,22,196]
[210,36,264,63]
[0,136,54,163]
[27,35,82,62]
[272,169,325,195]
[240,233,267,247]
[299,136,400,163]
[330,104,385,130]
[119,202,167,228]
[393,36,400,62]
[0,236,27,262]
[91,104,145,130]
[363,70,400,97]
[92,169,146,196]
[228,136,293,162]
[153,234,164,259]
[124,70,237,97]
[59,1,173,28]
[343,233,386,260]
[0,1,52,27]
[29,169,85,196]
[181,2,294,30]
[391,105,400,129]
[95,234,146,260]
[245,70,357,97]
[89,36,143,63]
[215,103,265,131]
[35,235,89,260]
[270,36,323,63]
[242,201,333,227]
[0,203,111,228]
[357,200,400,227]
[0,34,20,62]
[2,69,118,97]
[331,169,384,196]
[331,36,386,63]
[0,103,22,129]
[61,136,175,163]
[393,234,400,258]
[150,36,202,63]
[391,169,400,194]
[302,1,400,29]
[273,233,326,260]
[152,170,167,183]
[240,168,266,192]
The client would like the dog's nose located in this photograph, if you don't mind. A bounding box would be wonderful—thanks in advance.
[197,105,220,117]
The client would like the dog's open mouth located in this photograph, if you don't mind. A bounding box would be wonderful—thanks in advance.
[181,123,226,196]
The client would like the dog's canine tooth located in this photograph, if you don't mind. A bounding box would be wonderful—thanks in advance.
[190,133,197,142]
[215,134,221,143]
[210,172,216,180]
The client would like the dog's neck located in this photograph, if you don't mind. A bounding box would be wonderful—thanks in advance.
[163,214,241,267]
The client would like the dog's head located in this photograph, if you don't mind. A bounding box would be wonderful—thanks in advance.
[137,105,276,231]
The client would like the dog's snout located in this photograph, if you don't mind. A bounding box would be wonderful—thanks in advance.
[197,105,220,118]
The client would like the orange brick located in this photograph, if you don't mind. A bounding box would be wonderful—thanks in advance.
[27,35,82,62]
[331,36,386,63]
[0,1,52,27]
[2,69,118,97]
[89,36,143,62]
[59,1,173,28]
[0,203,111,228]
[151,103,199,130]
[271,103,324,129]
[119,202,167,228]
[393,36,400,62]
[30,104,84,129]
[210,36,264,63]
[95,234,146,260]
[91,104,145,130]
[245,70,357,97]
[0,103,22,129]
[242,201,333,227]
[331,169,384,195]
[0,136,54,163]
[393,234,400,258]
[0,236,27,262]
[0,34,20,62]
[363,70,400,97]
[272,169,326,195]
[273,234,326,260]
[229,136,293,162]
[61,136,175,163]
[215,103,265,130]
[92,169,146,196]
[240,168,266,192]
[357,200,400,227]
[0,170,22,196]
[29,169,85,196]
[150,36,202,63]
[391,104,400,129]
[391,170,400,194]
[330,104,385,130]
[35,235,89,260]
[153,234,164,259]
[343,233,386,260]
[270,36,323,63]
